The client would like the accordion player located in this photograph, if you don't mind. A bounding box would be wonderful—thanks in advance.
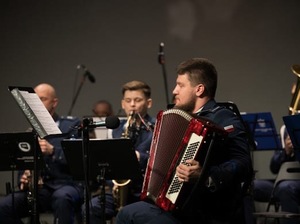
[141,108,228,212]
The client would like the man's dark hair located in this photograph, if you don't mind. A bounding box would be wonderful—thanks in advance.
[176,58,218,98]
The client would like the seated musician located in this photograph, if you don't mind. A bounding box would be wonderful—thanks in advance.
[253,128,300,224]
[115,58,253,224]
[0,83,84,223]
[87,80,156,223]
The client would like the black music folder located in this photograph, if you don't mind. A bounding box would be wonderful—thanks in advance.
[61,138,142,181]
[283,114,300,150]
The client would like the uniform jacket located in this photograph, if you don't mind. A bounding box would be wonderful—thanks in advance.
[175,99,253,223]
[41,113,81,189]
[112,114,155,173]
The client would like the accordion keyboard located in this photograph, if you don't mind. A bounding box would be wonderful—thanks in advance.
[166,133,203,203]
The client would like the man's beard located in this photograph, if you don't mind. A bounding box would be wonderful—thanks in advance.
[173,98,195,113]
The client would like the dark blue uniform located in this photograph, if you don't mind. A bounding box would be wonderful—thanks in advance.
[88,114,155,223]
[0,114,84,224]
[116,100,253,224]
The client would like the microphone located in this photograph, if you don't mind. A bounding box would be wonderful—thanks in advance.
[158,42,165,65]
[77,64,96,83]
[89,116,120,129]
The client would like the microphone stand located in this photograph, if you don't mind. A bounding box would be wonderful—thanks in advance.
[68,74,88,116]
[82,118,91,224]
[30,132,41,224]
[158,42,170,106]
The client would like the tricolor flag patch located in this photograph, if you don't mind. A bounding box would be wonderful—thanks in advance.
[224,125,234,133]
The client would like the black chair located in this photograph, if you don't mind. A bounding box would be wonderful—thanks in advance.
[253,161,300,224]
[217,101,256,224]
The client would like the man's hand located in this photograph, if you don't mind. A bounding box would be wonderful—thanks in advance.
[38,138,54,155]
[20,170,31,190]
[285,135,294,156]
[135,150,140,161]
[176,159,202,183]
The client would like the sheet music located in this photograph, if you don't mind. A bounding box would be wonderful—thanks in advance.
[11,88,61,138]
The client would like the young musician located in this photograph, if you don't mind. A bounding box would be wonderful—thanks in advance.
[87,80,155,223]
[115,58,253,224]
[0,83,84,224]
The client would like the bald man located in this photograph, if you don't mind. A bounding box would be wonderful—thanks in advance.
[0,83,84,224]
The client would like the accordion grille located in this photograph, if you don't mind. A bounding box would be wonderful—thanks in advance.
[147,109,192,199]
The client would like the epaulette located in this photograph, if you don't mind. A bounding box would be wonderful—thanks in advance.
[60,115,78,120]
[198,106,222,116]
[211,106,222,113]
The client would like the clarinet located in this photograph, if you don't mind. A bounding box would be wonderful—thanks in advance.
[24,170,42,224]
[26,171,34,216]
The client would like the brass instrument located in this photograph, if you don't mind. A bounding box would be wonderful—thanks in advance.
[112,178,131,211]
[289,64,300,115]
[113,111,136,210]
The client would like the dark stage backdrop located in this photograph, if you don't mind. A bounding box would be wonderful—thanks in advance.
[0,0,299,136]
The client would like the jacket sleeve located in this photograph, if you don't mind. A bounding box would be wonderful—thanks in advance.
[206,109,253,192]
[270,149,296,174]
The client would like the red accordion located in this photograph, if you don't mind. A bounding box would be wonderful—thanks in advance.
[141,109,226,211]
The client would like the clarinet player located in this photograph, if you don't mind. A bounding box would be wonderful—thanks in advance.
[116,58,253,224]
[0,83,84,224]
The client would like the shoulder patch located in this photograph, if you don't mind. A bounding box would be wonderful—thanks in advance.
[224,125,235,133]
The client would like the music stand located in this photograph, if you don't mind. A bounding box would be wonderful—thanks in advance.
[0,132,44,223]
[283,114,300,150]
[8,86,62,224]
[61,138,142,223]
[0,132,44,171]
[241,112,281,150]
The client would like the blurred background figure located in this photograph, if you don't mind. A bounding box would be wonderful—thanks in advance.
[92,100,114,117]
[89,100,115,139]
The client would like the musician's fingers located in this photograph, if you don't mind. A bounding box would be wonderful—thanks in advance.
[21,173,30,180]
[23,170,31,176]
[135,151,140,161]
[39,141,46,152]
[176,168,187,182]
[21,179,28,185]
[185,159,199,166]
[19,179,30,191]
[177,173,190,182]
[177,176,186,183]
[176,166,189,182]
[177,164,187,174]
[38,138,45,144]
[20,183,25,190]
